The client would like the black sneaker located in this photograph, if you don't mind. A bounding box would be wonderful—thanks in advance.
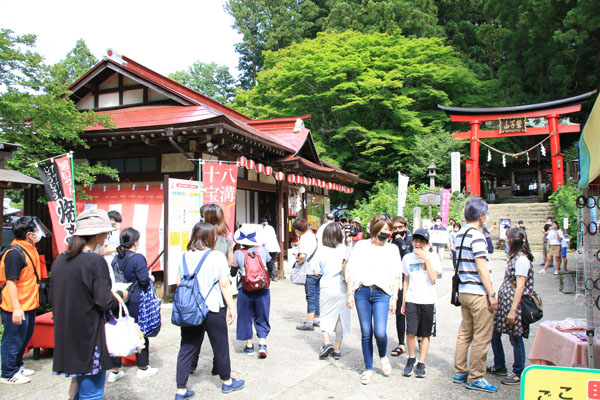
[403,357,416,377]
[313,320,320,328]
[296,323,314,331]
[319,343,334,359]
[501,373,521,385]
[332,350,341,360]
[415,362,426,378]
[486,364,508,376]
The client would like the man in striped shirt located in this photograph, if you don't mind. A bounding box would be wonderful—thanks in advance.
[452,199,498,393]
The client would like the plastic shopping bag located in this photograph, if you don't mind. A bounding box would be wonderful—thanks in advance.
[105,302,145,357]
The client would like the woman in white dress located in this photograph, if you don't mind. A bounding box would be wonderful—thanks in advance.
[315,223,350,360]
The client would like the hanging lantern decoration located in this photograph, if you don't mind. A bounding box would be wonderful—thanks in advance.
[303,176,309,185]
[327,182,333,190]
[526,152,530,166]
[237,156,247,168]
[350,187,354,193]
[321,180,326,188]
[264,166,273,176]
[246,159,256,170]
[487,149,492,162]
[287,174,296,184]
[255,163,264,174]
[274,171,284,181]
[540,143,546,157]
[502,154,506,168]
[306,177,312,186]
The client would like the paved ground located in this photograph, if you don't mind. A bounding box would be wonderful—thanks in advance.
[3,250,578,399]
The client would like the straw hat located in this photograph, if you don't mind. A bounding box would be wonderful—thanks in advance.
[73,209,117,236]
[234,224,262,247]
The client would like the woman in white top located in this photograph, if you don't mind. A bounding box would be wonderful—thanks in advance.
[174,223,244,398]
[539,220,562,274]
[315,222,351,360]
[346,215,402,385]
[293,218,321,331]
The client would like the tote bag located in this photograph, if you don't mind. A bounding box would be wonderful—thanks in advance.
[105,302,145,357]
[138,283,162,337]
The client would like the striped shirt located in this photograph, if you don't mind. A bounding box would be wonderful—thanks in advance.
[454,225,491,296]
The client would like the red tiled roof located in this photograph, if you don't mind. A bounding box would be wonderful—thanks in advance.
[246,116,311,152]
[274,154,335,173]
[87,105,216,130]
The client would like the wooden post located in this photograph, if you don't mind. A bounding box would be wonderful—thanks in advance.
[466,120,481,197]
[163,174,170,301]
[277,180,284,278]
[547,114,564,191]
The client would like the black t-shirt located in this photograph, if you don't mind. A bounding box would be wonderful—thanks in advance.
[4,249,26,280]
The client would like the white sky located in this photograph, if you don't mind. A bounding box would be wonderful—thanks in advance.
[0,0,242,77]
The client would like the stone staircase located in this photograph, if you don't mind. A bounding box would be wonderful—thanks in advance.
[486,202,554,253]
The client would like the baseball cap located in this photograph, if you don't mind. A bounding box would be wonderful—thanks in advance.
[412,228,430,242]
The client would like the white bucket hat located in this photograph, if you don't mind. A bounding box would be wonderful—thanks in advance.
[234,224,262,247]
[72,209,117,236]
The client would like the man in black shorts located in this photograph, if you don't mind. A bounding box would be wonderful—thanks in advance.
[400,229,442,378]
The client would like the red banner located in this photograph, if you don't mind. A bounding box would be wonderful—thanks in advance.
[36,155,76,253]
[201,162,238,232]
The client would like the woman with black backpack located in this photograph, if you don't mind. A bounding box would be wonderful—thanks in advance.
[107,228,158,382]
[231,225,272,359]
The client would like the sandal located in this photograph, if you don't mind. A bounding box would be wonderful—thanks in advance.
[391,345,405,357]
[381,357,392,376]
[360,370,373,385]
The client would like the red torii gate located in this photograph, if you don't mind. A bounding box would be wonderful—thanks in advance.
[439,90,597,197]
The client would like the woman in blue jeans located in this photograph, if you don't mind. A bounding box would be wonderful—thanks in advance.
[293,218,321,331]
[487,227,534,385]
[346,215,402,384]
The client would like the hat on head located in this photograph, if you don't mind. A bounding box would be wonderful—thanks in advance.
[259,218,268,224]
[73,209,116,236]
[412,228,430,242]
[353,217,360,223]
[234,224,262,246]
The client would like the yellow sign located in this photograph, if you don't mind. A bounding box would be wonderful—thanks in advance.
[522,365,600,400]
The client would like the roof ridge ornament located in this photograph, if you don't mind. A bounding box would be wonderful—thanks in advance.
[104,49,127,67]
[293,119,304,133]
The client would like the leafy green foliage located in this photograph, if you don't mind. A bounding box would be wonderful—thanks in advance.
[232,31,488,195]
[548,179,579,245]
[169,61,237,104]
[0,29,118,196]
[50,39,98,89]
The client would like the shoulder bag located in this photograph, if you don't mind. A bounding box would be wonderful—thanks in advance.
[291,236,318,285]
[509,277,543,324]
[451,227,475,307]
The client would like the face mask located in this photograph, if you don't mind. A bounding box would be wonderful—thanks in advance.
[94,236,109,254]
[377,232,389,242]
[30,232,42,243]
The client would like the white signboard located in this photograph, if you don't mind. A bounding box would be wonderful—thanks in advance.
[451,152,461,193]
[167,178,202,284]
[397,172,410,217]
[428,229,449,245]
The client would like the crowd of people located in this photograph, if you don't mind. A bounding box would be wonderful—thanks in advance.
[0,198,541,397]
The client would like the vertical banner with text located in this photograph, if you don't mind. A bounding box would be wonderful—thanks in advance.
[36,154,76,253]
[201,162,238,232]
[451,152,461,193]
[440,189,451,227]
[397,173,410,217]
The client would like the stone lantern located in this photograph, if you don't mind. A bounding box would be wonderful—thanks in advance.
[428,160,437,189]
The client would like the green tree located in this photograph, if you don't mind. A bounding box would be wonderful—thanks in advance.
[548,179,578,246]
[51,39,98,89]
[233,31,491,193]
[169,61,236,104]
[0,29,117,194]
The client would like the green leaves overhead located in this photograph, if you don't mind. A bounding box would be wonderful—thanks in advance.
[233,31,484,187]
[169,61,237,104]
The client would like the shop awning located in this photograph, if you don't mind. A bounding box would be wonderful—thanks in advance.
[578,94,600,188]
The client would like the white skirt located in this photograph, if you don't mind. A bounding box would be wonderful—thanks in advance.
[319,281,351,337]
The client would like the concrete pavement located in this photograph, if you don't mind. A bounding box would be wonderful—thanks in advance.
[2,251,578,399]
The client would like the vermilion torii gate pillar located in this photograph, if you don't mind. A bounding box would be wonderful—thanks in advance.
[439,90,597,197]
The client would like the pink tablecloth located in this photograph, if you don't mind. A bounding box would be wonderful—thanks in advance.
[529,322,600,367]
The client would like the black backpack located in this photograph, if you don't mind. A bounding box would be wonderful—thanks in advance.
[111,253,136,283]
[0,245,47,306]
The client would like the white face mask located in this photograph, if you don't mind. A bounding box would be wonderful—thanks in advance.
[94,236,109,254]
[30,231,42,243]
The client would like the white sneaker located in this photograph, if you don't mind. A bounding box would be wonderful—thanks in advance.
[538,269,547,274]
[18,366,35,377]
[0,372,31,385]
[136,366,158,379]
[107,370,125,383]
[553,269,559,275]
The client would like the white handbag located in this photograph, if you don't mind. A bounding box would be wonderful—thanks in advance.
[104,302,145,357]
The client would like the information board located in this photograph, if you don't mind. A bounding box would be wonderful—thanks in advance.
[521,365,600,400]
[167,178,202,284]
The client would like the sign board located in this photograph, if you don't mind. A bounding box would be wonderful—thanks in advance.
[419,192,441,206]
[500,218,511,227]
[521,365,600,400]
[428,229,448,245]
[499,116,527,133]
[451,152,461,193]
[167,178,201,284]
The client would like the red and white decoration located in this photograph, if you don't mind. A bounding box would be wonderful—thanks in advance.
[237,156,247,168]
[245,159,256,170]
[287,174,296,184]
[275,171,285,181]
[264,166,273,176]
[255,163,265,174]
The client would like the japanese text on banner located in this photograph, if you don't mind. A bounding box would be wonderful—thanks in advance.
[440,189,451,227]
[201,162,238,232]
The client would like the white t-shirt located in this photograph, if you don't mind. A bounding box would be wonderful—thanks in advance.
[402,250,442,304]
[178,249,229,312]
[298,231,319,273]
[514,254,531,276]
[346,240,402,296]
[261,224,281,253]
[314,244,348,289]
[547,229,563,245]
[316,221,332,244]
